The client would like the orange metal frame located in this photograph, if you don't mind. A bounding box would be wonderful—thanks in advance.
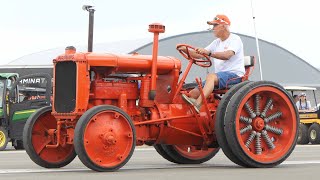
[49,23,252,150]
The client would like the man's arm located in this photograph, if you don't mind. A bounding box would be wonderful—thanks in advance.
[211,50,235,60]
[196,48,234,60]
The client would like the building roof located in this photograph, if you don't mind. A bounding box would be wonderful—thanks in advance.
[1,38,151,68]
[1,31,320,87]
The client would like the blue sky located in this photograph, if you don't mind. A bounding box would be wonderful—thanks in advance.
[1,0,320,68]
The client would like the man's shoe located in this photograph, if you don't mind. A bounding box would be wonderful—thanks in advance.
[182,94,200,113]
[182,94,196,104]
[194,104,201,113]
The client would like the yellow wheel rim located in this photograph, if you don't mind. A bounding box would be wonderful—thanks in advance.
[0,131,6,147]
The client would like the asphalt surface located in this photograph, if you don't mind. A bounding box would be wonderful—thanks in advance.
[1,144,320,180]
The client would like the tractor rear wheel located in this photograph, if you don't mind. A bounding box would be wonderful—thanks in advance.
[297,123,309,144]
[308,123,320,144]
[74,105,136,172]
[0,126,9,151]
[154,144,176,163]
[156,144,219,164]
[215,81,252,167]
[23,106,76,168]
[224,81,298,167]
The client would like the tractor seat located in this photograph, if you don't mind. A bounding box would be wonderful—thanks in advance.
[182,56,255,92]
[242,55,255,80]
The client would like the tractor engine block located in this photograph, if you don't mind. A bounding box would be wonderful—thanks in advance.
[88,76,139,112]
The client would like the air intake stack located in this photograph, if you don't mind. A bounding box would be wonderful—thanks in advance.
[148,23,165,100]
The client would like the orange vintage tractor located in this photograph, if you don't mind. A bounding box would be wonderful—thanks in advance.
[23,21,298,171]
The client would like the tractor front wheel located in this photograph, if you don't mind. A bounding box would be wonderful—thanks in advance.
[23,106,76,168]
[74,105,136,172]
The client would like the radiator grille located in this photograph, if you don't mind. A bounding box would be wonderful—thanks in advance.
[54,61,76,113]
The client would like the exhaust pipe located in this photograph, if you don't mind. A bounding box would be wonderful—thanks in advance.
[82,5,95,52]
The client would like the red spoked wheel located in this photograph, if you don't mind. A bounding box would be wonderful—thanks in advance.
[224,81,299,167]
[156,144,219,164]
[74,105,136,172]
[215,81,252,167]
[176,44,212,67]
[23,106,76,168]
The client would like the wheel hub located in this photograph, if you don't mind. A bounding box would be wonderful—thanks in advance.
[103,133,117,145]
[310,130,317,140]
[253,117,265,131]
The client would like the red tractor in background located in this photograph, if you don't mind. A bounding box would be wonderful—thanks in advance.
[23,8,298,172]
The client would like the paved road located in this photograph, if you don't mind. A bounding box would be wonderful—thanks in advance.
[0,145,319,180]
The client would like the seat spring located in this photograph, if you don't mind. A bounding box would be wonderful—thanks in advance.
[255,94,261,116]
[240,116,252,124]
[245,131,257,147]
[255,132,262,154]
[264,111,282,123]
[245,102,256,119]
[240,125,252,135]
[262,130,275,149]
[265,124,283,135]
[261,98,273,118]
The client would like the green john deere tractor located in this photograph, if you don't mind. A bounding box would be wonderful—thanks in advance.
[0,73,51,150]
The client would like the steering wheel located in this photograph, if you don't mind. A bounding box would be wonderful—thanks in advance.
[176,44,212,67]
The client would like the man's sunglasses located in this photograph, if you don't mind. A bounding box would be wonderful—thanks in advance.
[214,17,229,25]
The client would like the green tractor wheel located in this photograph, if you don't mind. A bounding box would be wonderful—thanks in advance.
[0,126,9,151]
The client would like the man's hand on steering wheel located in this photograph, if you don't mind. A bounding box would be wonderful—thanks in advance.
[176,44,212,67]
[176,46,210,57]
[195,48,210,56]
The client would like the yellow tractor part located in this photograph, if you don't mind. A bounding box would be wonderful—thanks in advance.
[0,130,6,147]
[299,113,318,119]
[300,119,320,124]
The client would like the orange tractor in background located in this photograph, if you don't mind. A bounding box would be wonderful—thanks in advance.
[23,7,298,172]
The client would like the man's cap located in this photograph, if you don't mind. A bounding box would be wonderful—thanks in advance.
[300,92,307,97]
[207,14,231,25]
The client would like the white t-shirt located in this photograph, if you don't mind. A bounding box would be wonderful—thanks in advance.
[205,33,245,77]
[296,101,311,110]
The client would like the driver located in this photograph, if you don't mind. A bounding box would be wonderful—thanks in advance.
[177,14,245,113]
